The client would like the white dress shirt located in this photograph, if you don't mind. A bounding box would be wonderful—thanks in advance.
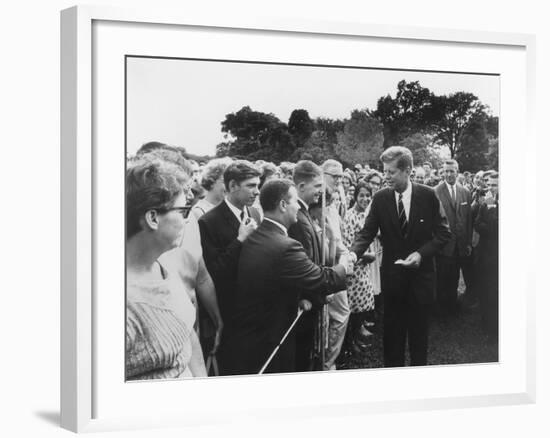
[445,181,457,203]
[224,198,248,223]
[394,180,412,220]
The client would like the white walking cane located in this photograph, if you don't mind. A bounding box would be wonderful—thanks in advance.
[258,309,304,375]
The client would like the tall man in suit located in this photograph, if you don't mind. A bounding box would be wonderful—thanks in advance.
[224,179,349,375]
[434,159,474,315]
[198,160,262,374]
[350,146,451,367]
[288,160,324,371]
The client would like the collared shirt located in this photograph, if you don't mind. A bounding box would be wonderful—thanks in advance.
[225,198,248,223]
[297,197,309,212]
[263,217,288,236]
[445,181,457,202]
[394,181,412,220]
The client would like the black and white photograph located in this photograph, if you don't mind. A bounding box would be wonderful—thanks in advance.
[125,56,500,380]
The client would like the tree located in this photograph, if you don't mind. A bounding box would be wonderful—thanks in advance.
[334,110,384,168]
[428,92,484,158]
[371,80,434,148]
[216,106,296,163]
[399,133,445,169]
[288,109,314,148]
[454,109,490,171]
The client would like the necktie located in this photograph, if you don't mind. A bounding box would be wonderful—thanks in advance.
[240,209,245,223]
[397,193,408,237]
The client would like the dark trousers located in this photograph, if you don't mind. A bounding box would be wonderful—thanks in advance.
[436,252,473,314]
[294,311,317,371]
[383,272,431,367]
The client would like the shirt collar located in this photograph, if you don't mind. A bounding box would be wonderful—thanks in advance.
[263,217,288,235]
[445,181,456,193]
[225,198,247,222]
[297,198,308,211]
[395,180,412,199]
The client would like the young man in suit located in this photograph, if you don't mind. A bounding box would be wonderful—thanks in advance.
[223,179,350,375]
[287,160,324,371]
[350,146,451,367]
[434,159,474,316]
[198,160,262,374]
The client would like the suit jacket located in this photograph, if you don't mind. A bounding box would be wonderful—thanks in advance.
[474,202,498,269]
[288,200,325,308]
[350,184,451,303]
[224,220,347,375]
[198,200,262,323]
[434,182,473,257]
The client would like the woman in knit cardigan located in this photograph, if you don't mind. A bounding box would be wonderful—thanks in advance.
[125,154,207,380]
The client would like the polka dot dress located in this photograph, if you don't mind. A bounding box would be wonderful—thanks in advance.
[342,208,375,313]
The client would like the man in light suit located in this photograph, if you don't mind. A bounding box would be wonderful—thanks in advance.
[224,180,349,375]
[198,160,262,374]
[350,146,451,367]
[434,159,474,316]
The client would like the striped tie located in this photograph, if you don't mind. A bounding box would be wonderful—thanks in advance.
[397,193,408,237]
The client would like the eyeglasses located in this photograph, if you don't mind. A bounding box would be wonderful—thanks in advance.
[152,206,191,219]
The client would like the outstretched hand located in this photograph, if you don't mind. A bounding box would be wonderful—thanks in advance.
[396,251,422,269]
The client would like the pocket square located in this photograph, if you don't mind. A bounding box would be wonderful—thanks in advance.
[461,202,468,206]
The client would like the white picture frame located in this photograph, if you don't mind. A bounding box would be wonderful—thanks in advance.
[60,5,536,433]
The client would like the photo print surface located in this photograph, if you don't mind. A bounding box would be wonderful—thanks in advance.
[125,56,499,381]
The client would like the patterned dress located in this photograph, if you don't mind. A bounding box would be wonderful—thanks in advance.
[342,207,375,313]
[126,265,199,380]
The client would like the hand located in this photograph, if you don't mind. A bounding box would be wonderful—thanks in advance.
[359,252,376,265]
[237,217,257,242]
[466,245,472,257]
[298,299,312,312]
[209,321,224,355]
[400,251,422,269]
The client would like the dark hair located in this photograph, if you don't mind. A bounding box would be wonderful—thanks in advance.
[380,146,413,171]
[353,181,371,202]
[260,179,294,212]
[126,156,190,239]
[293,160,322,185]
[223,160,261,190]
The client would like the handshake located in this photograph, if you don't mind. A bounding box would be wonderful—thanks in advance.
[338,251,376,275]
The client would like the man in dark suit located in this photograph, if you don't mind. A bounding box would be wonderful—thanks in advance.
[198,160,262,373]
[224,179,349,375]
[434,159,474,315]
[350,146,451,367]
[287,160,324,371]
[474,172,499,343]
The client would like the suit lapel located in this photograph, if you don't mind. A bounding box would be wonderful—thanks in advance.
[386,189,402,237]
[220,200,240,232]
[406,183,419,238]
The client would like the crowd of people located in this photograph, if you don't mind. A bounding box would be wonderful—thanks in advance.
[125,141,499,380]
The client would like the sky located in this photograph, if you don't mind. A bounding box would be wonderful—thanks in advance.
[126,57,499,157]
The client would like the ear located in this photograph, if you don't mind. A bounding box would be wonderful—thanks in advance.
[228,179,238,193]
[143,209,160,231]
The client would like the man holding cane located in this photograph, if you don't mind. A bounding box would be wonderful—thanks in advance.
[223,180,351,375]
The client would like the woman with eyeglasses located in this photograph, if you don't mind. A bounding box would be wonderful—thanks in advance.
[126,155,207,380]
